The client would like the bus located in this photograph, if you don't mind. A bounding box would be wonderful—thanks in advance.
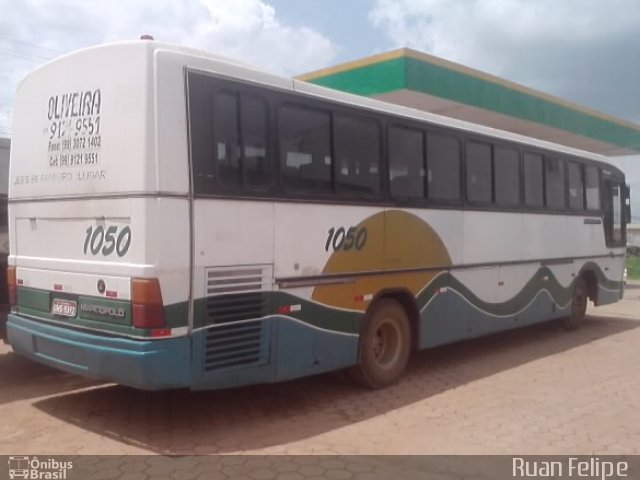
[0,137,9,341]
[6,40,630,390]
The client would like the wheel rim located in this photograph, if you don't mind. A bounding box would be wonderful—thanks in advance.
[371,318,401,369]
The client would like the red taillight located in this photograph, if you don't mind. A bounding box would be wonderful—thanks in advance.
[131,278,166,329]
[150,328,172,338]
[7,266,16,306]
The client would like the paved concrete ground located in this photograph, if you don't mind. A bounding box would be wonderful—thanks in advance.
[0,285,638,455]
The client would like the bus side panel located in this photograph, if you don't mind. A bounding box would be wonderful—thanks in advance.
[190,201,366,388]
[420,289,569,348]
[190,314,358,390]
[594,255,626,305]
[415,210,618,348]
[149,198,192,326]
[418,291,465,348]
[190,199,276,386]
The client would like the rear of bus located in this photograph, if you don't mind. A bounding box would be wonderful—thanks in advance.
[7,41,192,389]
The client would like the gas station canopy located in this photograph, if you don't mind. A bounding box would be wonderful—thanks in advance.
[298,48,640,156]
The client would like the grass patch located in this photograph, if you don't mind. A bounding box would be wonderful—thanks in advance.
[627,256,640,280]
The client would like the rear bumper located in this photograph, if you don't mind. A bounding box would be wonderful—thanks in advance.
[7,314,191,390]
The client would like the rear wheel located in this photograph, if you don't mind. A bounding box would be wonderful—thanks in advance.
[349,299,411,389]
[561,277,588,330]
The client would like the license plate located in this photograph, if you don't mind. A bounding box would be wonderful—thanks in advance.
[51,299,77,317]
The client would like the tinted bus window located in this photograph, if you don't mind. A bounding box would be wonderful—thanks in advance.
[212,93,269,189]
[389,126,424,199]
[545,157,566,209]
[585,166,601,211]
[568,162,585,210]
[494,146,520,206]
[279,105,332,193]
[241,96,269,188]
[188,74,215,193]
[612,184,623,243]
[334,115,381,196]
[524,152,543,207]
[213,92,241,187]
[427,132,460,201]
[466,141,492,204]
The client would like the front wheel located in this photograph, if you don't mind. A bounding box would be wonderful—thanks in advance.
[349,299,411,389]
[561,278,588,330]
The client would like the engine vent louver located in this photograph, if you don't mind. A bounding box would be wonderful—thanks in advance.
[205,267,270,324]
[204,321,264,371]
[206,292,265,324]
[203,265,272,372]
[207,268,263,295]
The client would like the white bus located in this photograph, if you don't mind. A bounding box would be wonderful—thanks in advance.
[7,40,630,390]
[0,137,10,340]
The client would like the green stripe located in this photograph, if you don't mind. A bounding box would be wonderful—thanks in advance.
[16,287,188,337]
[193,263,619,334]
[164,302,188,329]
[191,291,360,334]
[273,291,359,334]
[416,262,620,316]
[305,56,640,153]
[17,262,620,338]
[405,58,640,152]
[305,57,407,97]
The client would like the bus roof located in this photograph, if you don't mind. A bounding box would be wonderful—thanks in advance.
[19,40,624,173]
[146,40,620,169]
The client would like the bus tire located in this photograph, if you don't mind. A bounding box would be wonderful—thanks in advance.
[561,277,588,330]
[349,298,411,389]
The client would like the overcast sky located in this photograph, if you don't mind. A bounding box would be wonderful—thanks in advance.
[0,0,639,217]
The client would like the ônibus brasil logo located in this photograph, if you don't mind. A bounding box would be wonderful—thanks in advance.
[8,456,73,479]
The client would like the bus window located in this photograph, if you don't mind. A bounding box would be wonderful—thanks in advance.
[604,180,626,246]
[545,157,565,209]
[568,162,585,210]
[524,152,543,207]
[585,166,601,211]
[213,92,241,187]
[334,115,381,196]
[494,146,520,206]
[213,92,270,189]
[188,74,216,193]
[427,132,460,201]
[241,96,269,188]
[612,184,623,244]
[279,104,332,193]
[624,184,631,223]
[389,126,424,199]
[466,141,492,204]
